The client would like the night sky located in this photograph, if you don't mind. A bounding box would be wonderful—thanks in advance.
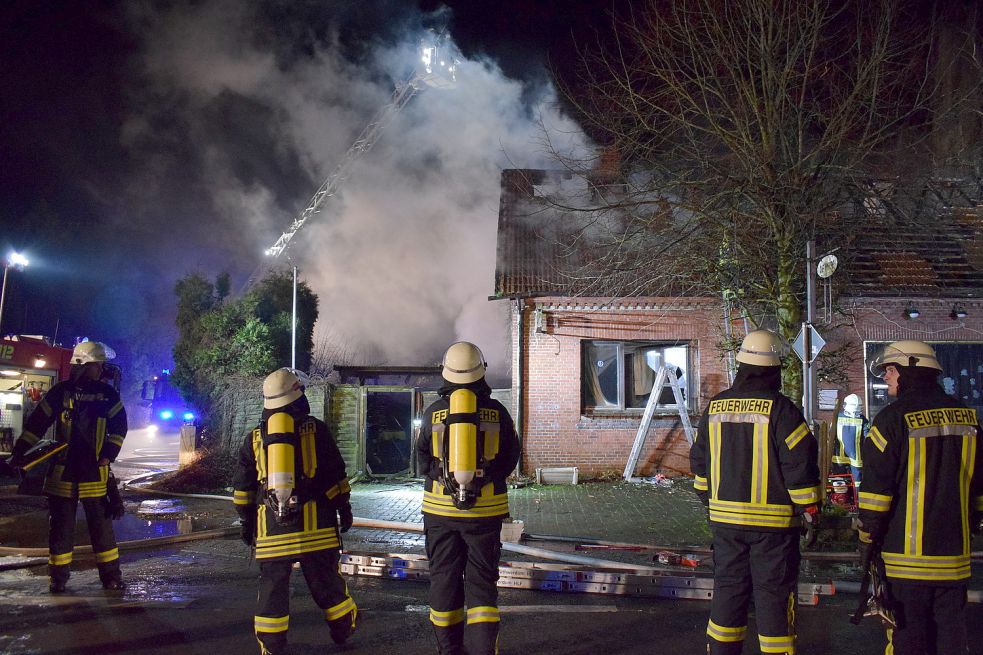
[0,0,622,383]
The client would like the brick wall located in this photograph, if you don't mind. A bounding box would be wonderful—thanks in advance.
[515,297,733,478]
[513,296,983,479]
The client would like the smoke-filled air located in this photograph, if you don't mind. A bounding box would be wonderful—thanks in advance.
[116,0,589,381]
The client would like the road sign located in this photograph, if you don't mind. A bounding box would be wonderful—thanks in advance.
[792,324,826,363]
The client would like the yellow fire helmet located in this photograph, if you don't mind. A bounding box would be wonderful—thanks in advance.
[71,341,115,365]
[441,341,487,384]
[868,340,941,378]
[735,330,786,367]
[262,368,309,409]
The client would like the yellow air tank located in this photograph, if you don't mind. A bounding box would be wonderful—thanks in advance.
[266,412,297,523]
[448,389,477,490]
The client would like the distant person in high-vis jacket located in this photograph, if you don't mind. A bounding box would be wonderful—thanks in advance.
[690,330,820,655]
[859,340,982,655]
[10,341,127,593]
[234,368,357,655]
[417,342,520,655]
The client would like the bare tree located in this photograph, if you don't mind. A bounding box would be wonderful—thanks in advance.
[544,0,979,397]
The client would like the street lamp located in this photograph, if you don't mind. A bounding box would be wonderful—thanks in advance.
[0,251,29,336]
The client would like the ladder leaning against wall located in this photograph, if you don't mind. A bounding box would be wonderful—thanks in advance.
[623,366,695,481]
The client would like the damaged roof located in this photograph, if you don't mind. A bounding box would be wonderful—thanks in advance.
[495,168,983,300]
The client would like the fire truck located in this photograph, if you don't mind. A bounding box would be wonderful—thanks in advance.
[0,335,73,453]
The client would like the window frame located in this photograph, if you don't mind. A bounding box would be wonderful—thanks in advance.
[581,339,694,416]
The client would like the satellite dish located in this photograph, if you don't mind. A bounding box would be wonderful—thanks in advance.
[817,254,838,279]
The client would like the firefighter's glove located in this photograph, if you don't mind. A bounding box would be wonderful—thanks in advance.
[801,504,820,530]
[238,507,257,546]
[858,538,879,570]
[338,503,354,533]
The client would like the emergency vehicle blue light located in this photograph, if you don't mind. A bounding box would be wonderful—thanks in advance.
[182,412,195,421]
[159,410,174,420]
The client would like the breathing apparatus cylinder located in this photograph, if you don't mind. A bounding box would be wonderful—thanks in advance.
[448,388,478,509]
[265,412,299,524]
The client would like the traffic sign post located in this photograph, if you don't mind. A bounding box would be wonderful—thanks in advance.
[792,324,826,364]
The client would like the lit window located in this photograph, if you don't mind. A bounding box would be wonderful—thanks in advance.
[582,340,692,413]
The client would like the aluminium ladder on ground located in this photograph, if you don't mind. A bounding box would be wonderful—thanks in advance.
[623,365,695,481]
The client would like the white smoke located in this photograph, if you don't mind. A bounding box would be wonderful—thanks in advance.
[121,0,589,383]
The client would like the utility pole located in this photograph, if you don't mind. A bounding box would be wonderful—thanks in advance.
[802,240,818,424]
[291,266,297,370]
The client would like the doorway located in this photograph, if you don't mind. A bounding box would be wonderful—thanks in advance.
[364,390,413,476]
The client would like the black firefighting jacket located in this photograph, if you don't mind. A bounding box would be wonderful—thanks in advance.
[859,380,982,584]
[417,380,520,521]
[690,366,820,532]
[233,406,350,561]
[13,378,127,499]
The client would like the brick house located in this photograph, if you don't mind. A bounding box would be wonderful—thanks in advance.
[493,168,983,479]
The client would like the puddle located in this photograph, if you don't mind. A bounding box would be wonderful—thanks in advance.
[0,500,231,547]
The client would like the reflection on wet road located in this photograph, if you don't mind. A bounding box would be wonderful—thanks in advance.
[113,427,180,482]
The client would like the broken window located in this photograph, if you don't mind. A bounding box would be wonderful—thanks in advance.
[582,340,691,414]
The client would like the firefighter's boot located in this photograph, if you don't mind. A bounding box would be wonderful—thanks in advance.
[434,622,466,655]
[98,560,125,590]
[48,562,69,594]
[328,609,357,645]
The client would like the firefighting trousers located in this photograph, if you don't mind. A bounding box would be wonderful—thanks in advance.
[707,526,800,655]
[254,549,356,653]
[424,515,502,655]
[47,494,121,586]
[884,582,968,655]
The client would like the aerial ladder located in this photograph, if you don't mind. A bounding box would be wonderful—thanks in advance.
[246,33,458,287]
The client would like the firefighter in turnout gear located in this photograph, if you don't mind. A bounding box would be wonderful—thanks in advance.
[690,330,821,655]
[234,368,357,655]
[858,340,982,655]
[417,342,520,655]
[832,393,869,506]
[9,341,128,593]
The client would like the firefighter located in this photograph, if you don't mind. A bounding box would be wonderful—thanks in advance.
[831,393,869,504]
[690,330,821,655]
[234,368,357,655]
[9,341,128,593]
[417,341,520,655]
[858,340,982,655]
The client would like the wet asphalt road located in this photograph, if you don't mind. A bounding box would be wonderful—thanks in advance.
[0,533,943,655]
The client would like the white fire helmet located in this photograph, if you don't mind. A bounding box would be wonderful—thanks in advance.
[71,341,116,365]
[262,368,310,409]
[441,341,487,384]
[868,340,942,378]
[735,330,786,367]
[843,393,861,416]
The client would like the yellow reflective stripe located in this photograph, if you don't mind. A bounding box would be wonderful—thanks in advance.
[256,527,338,547]
[422,490,509,517]
[785,423,810,450]
[858,491,892,512]
[19,430,40,446]
[94,548,119,564]
[430,607,466,627]
[961,434,975,552]
[95,417,106,455]
[325,478,352,500]
[708,508,798,529]
[481,423,500,460]
[107,401,124,418]
[304,495,316,531]
[233,490,254,505]
[693,474,708,492]
[869,426,888,452]
[710,422,722,500]
[788,486,820,505]
[254,537,341,560]
[759,634,795,653]
[301,422,316,478]
[709,499,794,514]
[325,596,357,621]
[751,422,767,505]
[905,437,926,555]
[467,606,500,624]
[106,434,125,447]
[707,619,746,643]
[48,551,73,566]
[974,496,983,511]
[254,615,289,633]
